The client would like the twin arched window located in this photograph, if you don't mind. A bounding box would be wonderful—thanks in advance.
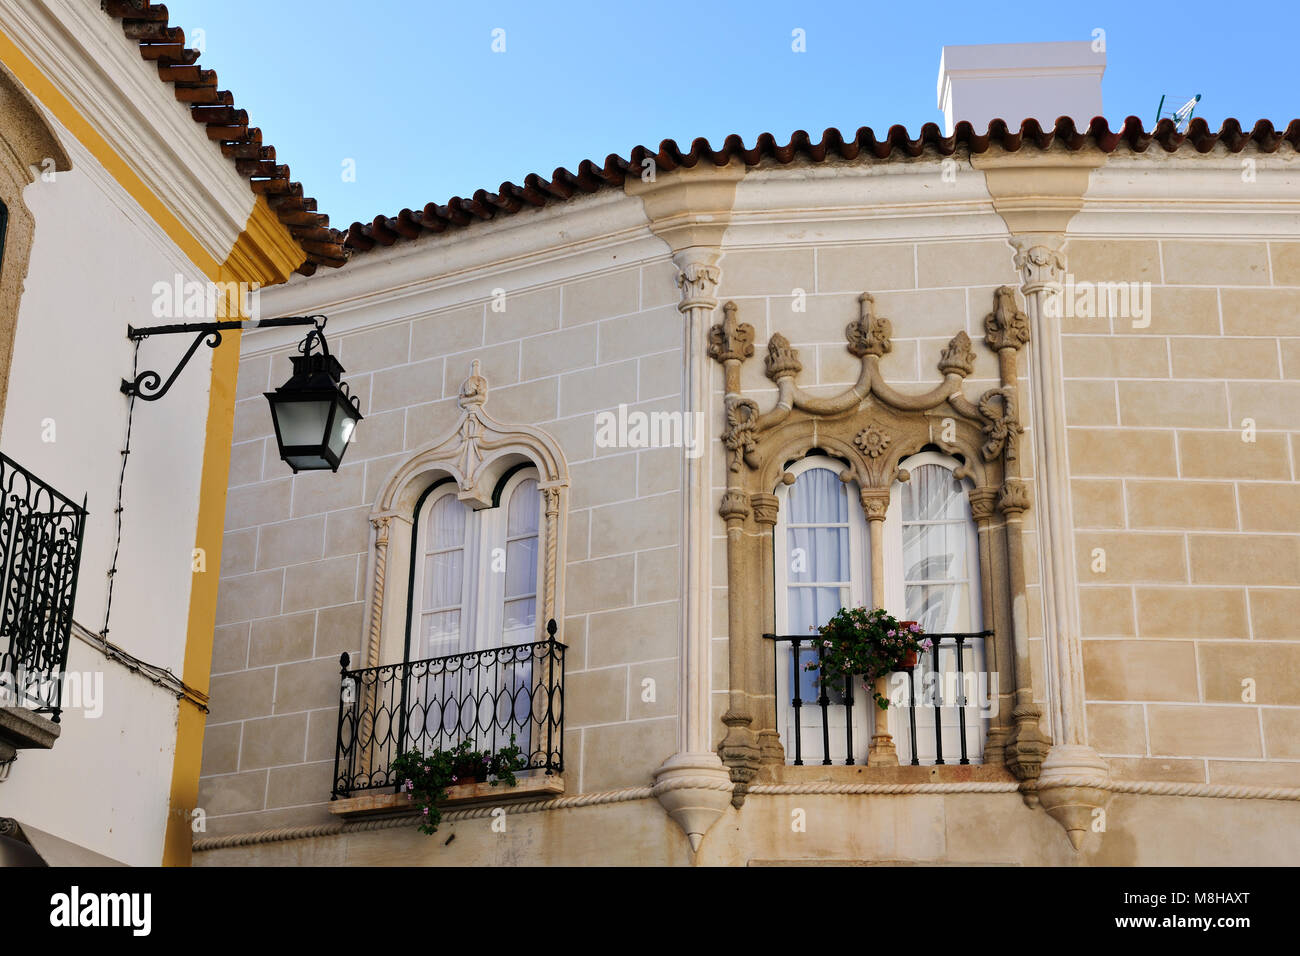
[773,450,986,764]
[408,467,542,662]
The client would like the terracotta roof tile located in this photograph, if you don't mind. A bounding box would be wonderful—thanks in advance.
[344,115,1300,258]
[96,1,1300,274]
[102,0,347,275]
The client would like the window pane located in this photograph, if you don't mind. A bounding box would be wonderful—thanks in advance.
[905,583,972,632]
[900,464,966,521]
[786,526,849,584]
[507,478,540,535]
[786,467,848,524]
[504,596,536,633]
[902,522,968,582]
[787,585,845,636]
[423,549,463,609]
[504,537,537,597]
[421,609,461,656]
[503,476,541,643]
[428,494,468,549]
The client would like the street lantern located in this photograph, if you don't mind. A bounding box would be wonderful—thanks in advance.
[121,314,362,474]
[264,326,362,473]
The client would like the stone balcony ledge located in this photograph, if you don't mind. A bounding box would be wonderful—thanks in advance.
[328,772,565,821]
[756,763,1018,787]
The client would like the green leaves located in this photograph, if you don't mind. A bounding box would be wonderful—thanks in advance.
[391,735,529,836]
[805,606,930,710]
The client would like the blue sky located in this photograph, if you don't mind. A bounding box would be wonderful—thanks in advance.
[163,0,1298,229]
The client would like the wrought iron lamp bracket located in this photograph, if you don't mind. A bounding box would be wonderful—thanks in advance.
[120,315,326,403]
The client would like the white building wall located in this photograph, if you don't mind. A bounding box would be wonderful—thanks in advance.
[0,113,213,865]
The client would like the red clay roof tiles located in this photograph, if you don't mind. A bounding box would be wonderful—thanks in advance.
[99,3,1300,274]
[103,0,347,275]
[343,116,1300,257]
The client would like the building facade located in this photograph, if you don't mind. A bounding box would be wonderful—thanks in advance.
[0,0,342,866]
[1,3,1296,868]
[196,117,1300,865]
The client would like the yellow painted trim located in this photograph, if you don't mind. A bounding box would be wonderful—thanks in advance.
[1,26,310,865]
[162,220,307,868]
[0,27,223,278]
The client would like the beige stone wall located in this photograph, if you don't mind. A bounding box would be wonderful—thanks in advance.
[1067,238,1300,786]
[202,254,688,837]
[193,788,1300,866]
[198,159,1300,855]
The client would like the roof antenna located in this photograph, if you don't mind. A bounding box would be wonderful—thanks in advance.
[1154,93,1201,133]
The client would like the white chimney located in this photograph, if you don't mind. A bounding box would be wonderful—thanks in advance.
[936,41,1105,136]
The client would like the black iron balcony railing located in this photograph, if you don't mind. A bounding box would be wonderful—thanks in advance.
[0,452,87,723]
[333,620,565,798]
[765,631,992,767]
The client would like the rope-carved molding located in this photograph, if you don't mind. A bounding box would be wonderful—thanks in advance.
[190,776,1300,855]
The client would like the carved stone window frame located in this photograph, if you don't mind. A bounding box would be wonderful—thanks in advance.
[709,291,1050,801]
[0,59,72,434]
[362,362,569,671]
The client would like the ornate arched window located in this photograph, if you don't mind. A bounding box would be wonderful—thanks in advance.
[773,455,868,764]
[710,291,1048,799]
[885,450,987,764]
[364,362,569,673]
[406,466,543,663]
[340,364,568,786]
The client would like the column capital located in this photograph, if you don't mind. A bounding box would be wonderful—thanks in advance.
[750,492,779,526]
[860,488,891,522]
[673,249,721,313]
[968,486,999,522]
[1010,234,1067,293]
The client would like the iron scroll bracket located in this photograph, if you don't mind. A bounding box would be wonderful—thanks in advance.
[119,315,326,403]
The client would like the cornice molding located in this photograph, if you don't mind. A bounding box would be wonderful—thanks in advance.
[0,0,255,264]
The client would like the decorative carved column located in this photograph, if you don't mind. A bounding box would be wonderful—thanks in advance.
[996,478,1050,794]
[967,486,1007,765]
[1011,235,1110,847]
[749,492,784,765]
[357,514,392,777]
[712,303,762,803]
[541,486,560,624]
[861,488,898,765]
[975,149,1112,848]
[649,248,735,852]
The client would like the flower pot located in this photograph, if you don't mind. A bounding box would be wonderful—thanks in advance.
[899,649,918,670]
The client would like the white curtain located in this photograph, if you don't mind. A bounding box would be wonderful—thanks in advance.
[785,467,851,703]
[421,494,467,659]
[502,478,540,643]
[899,463,972,634]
